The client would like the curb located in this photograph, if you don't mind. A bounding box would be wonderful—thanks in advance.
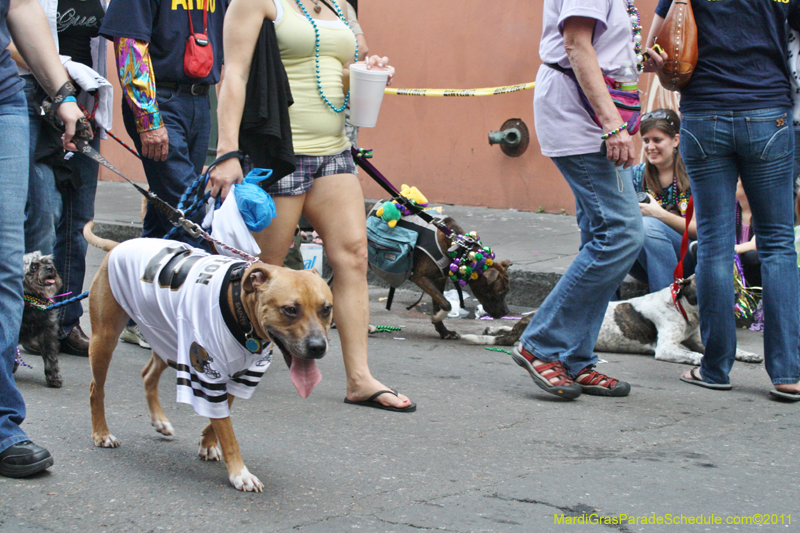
[92,214,647,309]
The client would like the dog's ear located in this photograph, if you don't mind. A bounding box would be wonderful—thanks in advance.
[498,260,512,270]
[484,268,499,284]
[243,265,272,293]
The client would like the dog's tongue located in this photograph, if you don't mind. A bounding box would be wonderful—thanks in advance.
[45,279,56,285]
[288,355,321,398]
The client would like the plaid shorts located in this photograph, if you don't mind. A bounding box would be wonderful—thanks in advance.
[265,148,356,196]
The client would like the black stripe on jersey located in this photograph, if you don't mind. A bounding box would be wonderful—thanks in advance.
[176,378,229,403]
[231,371,266,387]
[171,362,228,391]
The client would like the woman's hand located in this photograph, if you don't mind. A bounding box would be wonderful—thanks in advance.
[641,46,668,74]
[639,193,667,218]
[363,54,395,86]
[604,129,635,168]
[208,156,244,201]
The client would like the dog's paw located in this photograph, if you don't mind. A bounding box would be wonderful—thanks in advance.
[46,376,63,388]
[461,334,495,345]
[151,418,174,436]
[230,466,264,492]
[93,434,120,448]
[198,444,222,461]
[735,348,763,363]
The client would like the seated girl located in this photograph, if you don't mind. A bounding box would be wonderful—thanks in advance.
[630,109,696,292]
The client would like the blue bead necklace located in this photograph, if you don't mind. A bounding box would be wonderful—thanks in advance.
[295,0,359,113]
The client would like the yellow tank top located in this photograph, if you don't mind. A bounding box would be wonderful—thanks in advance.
[274,0,356,156]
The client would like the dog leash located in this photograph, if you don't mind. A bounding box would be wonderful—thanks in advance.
[671,196,694,322]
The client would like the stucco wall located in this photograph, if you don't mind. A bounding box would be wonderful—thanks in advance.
[356,0,660,214]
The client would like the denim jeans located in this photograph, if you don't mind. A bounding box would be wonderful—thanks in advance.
[519,154,644,376]
[53,137,99,338]
[793,128,800,196]
[22,76,60,256]
[629,216,685,292]
[681,107,800,385]
[0,90,32,453]
[122,87,210,249]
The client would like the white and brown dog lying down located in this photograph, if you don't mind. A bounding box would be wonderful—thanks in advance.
[463,276,762,366]
[83,223,333,492]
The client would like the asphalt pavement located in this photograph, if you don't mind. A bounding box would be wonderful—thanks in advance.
[1,180,797,533]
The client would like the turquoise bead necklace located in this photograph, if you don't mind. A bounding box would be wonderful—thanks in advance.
[295,0,359,113]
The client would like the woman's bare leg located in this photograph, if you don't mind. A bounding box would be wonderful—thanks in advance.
[302,173,412,409]
[253,194,306,265]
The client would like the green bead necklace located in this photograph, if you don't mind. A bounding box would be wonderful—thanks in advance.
[295,0,359,113]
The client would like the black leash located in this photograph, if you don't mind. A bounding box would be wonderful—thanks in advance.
[351,147,467,309]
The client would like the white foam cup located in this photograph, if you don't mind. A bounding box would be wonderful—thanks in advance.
[349,63,390,127]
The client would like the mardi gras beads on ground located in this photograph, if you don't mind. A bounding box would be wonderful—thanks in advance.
[447,231,495,286]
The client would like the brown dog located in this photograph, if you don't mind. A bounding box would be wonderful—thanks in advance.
[407,217,512,339]
[84,223,333,492]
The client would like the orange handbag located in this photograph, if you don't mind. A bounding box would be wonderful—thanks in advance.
[655,0,698,92]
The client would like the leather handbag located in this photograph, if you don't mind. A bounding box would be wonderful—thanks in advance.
[655,0,698,92]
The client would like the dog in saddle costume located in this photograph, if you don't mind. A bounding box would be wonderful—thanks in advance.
[367,200,512,339]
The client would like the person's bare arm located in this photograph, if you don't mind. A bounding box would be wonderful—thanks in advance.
[211,0,276,199]
[6,42,29,70]
[563,16,634,167]
[7,0,84,145]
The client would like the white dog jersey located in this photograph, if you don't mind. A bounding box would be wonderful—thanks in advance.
[108,239,272,419]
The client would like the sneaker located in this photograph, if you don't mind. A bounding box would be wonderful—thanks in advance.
[120,323,151,349]
[574,365,631,397]
[0,441,53,478]
[511,344,582,399]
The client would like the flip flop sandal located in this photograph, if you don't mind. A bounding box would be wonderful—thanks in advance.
[679,367,732,390]
[344,389,417,412]
[511,345,582,399]
[768,389,800,402]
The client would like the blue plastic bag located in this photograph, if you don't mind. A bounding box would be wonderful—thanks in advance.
[235,168,276,232]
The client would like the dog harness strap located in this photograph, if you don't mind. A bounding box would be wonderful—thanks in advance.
[671,281,689,322]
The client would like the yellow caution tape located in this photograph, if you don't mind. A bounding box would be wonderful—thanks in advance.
[384,82,535,97]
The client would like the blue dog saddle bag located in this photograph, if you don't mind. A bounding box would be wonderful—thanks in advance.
[366,210,418,288]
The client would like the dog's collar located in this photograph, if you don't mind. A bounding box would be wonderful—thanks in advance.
[671,279,690,322]
[219,263,270,353]
[23,294,52,311]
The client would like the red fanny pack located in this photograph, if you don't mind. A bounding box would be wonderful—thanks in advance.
[184,0,213,79]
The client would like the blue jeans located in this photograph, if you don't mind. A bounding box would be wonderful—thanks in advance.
[122,87,210,249]
[629,216,685,292]
[53,137,99,338]
[519,154,644,376]
[681,107,800,386]
[0,90,32,453]
[22,76,60,256]
[793,128,800,196]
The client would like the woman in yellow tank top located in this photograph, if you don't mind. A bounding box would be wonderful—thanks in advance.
[213,0,414,412]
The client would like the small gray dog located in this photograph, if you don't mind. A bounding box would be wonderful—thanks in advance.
[19,251,64,387]
[463,276,762,366]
